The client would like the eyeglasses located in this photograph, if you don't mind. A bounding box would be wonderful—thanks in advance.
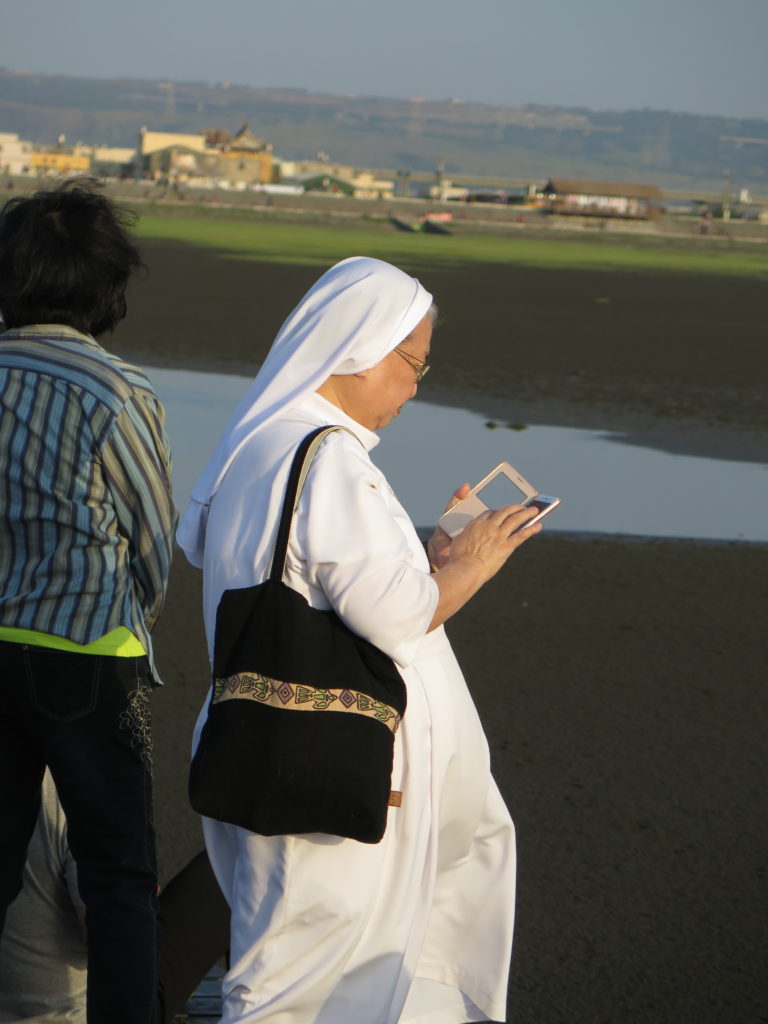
[394,346,430,383]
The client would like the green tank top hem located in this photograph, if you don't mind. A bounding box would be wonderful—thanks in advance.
[0,625,146,656]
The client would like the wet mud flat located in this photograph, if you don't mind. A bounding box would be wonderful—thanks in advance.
[118,238,768,447]
[116,241,767,1024]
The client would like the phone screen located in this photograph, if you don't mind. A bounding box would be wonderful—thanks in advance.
[527,497,551,513]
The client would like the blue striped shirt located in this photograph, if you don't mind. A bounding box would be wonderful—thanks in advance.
[0,326,178,678]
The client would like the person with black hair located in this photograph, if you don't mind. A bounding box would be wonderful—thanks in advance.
[0,179,178,1024]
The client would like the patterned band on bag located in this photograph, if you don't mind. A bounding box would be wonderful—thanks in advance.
[212,672,402,733]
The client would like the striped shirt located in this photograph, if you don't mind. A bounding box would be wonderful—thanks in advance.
[0,325,177,678]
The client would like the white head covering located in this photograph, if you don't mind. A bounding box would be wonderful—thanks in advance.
[177,256,433,565]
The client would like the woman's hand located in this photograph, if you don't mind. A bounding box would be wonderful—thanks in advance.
[427,497,542,631]
[427,485,540,577]
[448,502,541,582]
[426,483,471,571]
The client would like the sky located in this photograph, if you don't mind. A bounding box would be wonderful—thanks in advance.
[1,0,766,121]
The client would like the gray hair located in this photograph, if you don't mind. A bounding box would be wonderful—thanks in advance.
[404,303,438,339]
[399,302,439,346]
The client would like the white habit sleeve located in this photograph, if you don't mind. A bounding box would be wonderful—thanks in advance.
[292,434,438,668]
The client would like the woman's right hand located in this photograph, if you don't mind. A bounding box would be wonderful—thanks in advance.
[427,504,541,631]
[448,503,542,583]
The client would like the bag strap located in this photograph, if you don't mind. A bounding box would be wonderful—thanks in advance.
[269,425,357,582]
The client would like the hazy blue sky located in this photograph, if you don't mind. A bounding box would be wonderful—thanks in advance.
[1,0,766,120]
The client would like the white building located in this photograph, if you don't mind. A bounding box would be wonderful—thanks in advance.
[278,159,394,199]
[90,146,137,177]
[0,133,34,176]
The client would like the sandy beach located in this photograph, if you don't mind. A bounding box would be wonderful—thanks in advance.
[114,239,767,1024]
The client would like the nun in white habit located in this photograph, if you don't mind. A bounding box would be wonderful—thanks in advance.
[178,257,542,1024]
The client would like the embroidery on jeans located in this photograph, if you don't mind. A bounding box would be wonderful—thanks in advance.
[212,672,401,733]
[120,684,154,770]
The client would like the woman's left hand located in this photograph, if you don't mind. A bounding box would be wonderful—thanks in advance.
[426,483,471,571]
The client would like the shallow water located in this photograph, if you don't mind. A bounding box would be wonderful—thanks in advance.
[152,368,767,543]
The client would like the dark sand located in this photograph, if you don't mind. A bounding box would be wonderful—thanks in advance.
[114,239,767,1024]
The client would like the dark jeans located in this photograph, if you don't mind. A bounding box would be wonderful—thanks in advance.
[0,640,158,1024]
[155,850,231,1023]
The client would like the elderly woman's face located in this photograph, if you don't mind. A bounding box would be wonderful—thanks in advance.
[356,314,433,430]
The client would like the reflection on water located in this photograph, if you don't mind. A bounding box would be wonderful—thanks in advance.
[151,368,767,543]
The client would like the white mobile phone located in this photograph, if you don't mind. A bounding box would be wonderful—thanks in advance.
[438,461,559,538]
[522,494,561,528]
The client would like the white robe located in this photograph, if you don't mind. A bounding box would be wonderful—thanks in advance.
[194,393,516,1024]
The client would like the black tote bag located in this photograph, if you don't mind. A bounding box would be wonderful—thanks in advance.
[189,426,407,844]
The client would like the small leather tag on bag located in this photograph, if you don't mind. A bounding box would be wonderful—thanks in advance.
[388,791,402,807]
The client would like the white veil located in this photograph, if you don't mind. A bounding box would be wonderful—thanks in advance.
[177,256,433,566]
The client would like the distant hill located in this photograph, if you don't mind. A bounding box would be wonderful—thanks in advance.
[1,69,767,193]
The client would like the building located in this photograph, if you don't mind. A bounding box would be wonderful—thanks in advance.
[205,123,273,187]
[539,179,664,219]
[0,132,35,176]
[428,180,469,202]
[0,134,133,179]
[29,140,91,177]
[138,123,273,187]
[278,159,394,199]
[139,129,207,160]
[90,146,137,178]
[294,174,353,196]
[138,127,211,182]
